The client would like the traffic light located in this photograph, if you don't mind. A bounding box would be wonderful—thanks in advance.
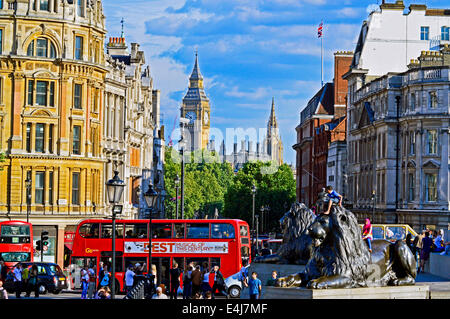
[35,240,42,251]
[41,231,49,247]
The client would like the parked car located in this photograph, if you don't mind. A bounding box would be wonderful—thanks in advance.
[224,265,250,299]
[4,262,68,295]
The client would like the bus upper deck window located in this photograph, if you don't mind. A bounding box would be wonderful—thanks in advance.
[240,226,249,237]
[211,224,235,239]
[151,224,171,239]
[79,223,99,238]
[186,224,209,239]
[173,224,185,239]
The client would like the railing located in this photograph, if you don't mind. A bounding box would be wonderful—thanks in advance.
[123,275,154,300]
[124,280,146,299]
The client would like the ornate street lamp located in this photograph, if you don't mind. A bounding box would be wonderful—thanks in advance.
[371,190,376,223]
[174,175,180,219]
[25,177,32,223]
[144,183,158,275]
[105,171,125,300]
[251,184,256,232]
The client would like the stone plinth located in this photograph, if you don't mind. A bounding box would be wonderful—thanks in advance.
[263,285,430,299]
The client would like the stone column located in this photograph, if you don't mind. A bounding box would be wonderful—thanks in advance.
[56,225,65,271]
[11,74,25,153]
[417,127,424,209]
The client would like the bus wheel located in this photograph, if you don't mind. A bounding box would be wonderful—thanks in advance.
[228,286,241,299]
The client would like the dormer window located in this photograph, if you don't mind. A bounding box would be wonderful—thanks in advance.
[27,37,56,58]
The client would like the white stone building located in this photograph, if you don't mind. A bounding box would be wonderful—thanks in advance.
[344,1,450,229]
[346,47,450,230]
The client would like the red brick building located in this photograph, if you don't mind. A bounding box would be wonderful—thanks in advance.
[293,52,353,206]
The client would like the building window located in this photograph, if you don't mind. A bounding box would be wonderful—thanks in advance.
[28,81,34,105]
[410,93,415,111]
[35,123,45,153]
[74,83,82,109]
[72,172,80,205]
[48,124,53,153]
[0,29,3,54]
[75,36,83,60]
[427,130,438,155]
[421,26,429,40]
[27,80,55,107]
[73,125,81,155]
[35,171,45,205]
[408,173,415,201]
[39,0,49,11]
[48,171,53,205]
[409,132,415,155]
[27,38,56,58]
[26,123,31,153]
[36,81,48,106]
[77,0,84,17]
[442,26,450,41]
[425,173,438,202]
[429,91,438,109]
[49,82,55,107]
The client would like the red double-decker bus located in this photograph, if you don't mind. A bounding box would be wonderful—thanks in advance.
[70,219,251,293]
[0,221,34,270]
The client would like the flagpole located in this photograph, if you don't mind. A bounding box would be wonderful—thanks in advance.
[321,34,323,87]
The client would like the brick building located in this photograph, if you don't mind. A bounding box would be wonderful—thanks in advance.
[293,52,353,207]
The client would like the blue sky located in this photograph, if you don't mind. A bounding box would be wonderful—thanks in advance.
[103,0,449,165]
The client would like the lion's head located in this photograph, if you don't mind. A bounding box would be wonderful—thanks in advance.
[305,205,370,283]
[280,202,316,242]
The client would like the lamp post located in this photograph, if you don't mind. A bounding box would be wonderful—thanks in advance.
[105,171,125,300]
[174,175,180,219]
[251,184,256,232]
[144,183,158,275]
[260,206,264,234]
[371,190,376,223]
[179,117,189,219]
[255,214,260,256]
[25,177,32,223]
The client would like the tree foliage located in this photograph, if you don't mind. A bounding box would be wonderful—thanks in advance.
[164,148,234,219]
[223,161,296,233]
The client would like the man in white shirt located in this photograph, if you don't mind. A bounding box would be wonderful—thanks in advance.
[125,265,135,294]
[13,264,22,298]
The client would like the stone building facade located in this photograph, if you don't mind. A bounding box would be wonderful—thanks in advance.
[293,52,353,207]
[344,1,450,230]
[0,0,107,266]
[346,47,450,230]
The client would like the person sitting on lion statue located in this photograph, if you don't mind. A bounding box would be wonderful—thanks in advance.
[276,205,416,289]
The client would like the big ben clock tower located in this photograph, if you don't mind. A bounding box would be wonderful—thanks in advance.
[181,53,211,151]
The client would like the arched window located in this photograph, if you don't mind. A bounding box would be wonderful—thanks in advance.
[27,37,57,58]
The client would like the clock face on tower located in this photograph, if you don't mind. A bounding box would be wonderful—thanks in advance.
[203,111,209,125]
[186,111,197,124]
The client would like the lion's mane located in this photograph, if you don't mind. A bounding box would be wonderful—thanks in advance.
[305,205,371,287]
[277,202,316,264]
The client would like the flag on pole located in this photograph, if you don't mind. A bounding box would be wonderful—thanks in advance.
[318,21,323,38]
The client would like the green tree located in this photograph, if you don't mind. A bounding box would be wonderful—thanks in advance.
[0,151,5,171]
[224,161,296,233]
[163,147,234,219]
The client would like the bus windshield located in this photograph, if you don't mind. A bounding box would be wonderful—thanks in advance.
[1,225,30,236]
[0,252,31,262]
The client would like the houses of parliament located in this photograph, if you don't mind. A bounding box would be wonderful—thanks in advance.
[180,54,284,169]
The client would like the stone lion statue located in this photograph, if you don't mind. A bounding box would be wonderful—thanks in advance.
[254,202,315,265]
[276,205,416,289]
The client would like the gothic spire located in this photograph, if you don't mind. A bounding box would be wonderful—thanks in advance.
[190,51,203,80]
[269,97,278,129]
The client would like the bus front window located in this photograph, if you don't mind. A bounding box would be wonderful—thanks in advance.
[0,225,31,244]
[0,252,31,262]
